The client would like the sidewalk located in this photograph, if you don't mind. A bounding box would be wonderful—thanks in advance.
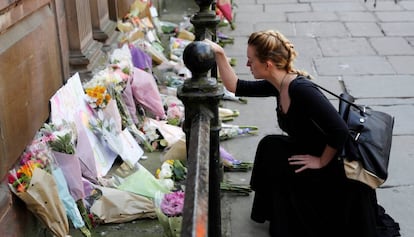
[220,0,414,236]
[68,0,414,236]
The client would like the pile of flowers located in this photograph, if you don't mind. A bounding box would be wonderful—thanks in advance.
[6,0,251,236]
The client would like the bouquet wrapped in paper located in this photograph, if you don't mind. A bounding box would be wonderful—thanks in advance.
[7,142,69,237]
[89,185,156,224]
[117,163,169,199]
[219,123,258,141]
[39,121,92,234]
[154,191,184,237]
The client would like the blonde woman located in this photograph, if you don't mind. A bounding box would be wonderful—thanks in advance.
[206,30,378,237]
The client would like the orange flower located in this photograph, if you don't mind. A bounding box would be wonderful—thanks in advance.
[16,183,26,193]
[96,97,103,106]
[17,160,35,178]
[104,93,111,102]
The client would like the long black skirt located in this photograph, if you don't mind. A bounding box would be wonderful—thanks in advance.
[250,135,378,237]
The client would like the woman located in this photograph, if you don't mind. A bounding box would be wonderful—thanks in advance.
[206,30,378,237]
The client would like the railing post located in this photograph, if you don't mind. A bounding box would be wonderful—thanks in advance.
[177,1,223,234]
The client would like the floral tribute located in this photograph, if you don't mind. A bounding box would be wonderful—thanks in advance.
[160,190,185,217]
[155,190,185,237]
[156,159,187,191]
[7,141,71,237]
[6,0,248,236]
[8,151,50,193]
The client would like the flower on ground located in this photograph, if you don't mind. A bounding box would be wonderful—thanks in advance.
[8,144,51,193]
[160,191,185,217]
[140,119,168,151]
[166,103,183,126]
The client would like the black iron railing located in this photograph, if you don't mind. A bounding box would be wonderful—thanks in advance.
[177,1,223,236]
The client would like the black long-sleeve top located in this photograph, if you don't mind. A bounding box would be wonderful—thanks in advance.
[235,76,348,155]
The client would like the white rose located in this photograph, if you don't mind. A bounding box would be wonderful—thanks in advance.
[159,168,172,179]
[160,179,175,190]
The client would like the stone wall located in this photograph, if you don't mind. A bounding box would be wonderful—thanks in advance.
[0,0,134,235]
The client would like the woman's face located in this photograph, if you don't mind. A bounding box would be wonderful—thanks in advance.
[246,45,267,79]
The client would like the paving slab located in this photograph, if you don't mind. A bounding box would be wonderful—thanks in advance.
[287,12,338,22]
[263,3,312,12]
[377,186,414,237]
[369,37,414,55]
[311,1,367,11]
[314,56,396,75]
[318,37,376,56]
[295,22,349,37]
[400,1,414,10]
[375,11,414,22]
[346,22,385,37]
[337,11,377,22]
[380,22,414,36]
[343,75,414,98]
[388,56,414,73]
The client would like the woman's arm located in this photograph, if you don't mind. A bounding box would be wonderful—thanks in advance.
[205,39,238,92]
[288,80,347,173]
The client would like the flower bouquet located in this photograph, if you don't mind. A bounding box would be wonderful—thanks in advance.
[154,191,184,237]
[219,107,240,122]
[166,102,183,126]
[117,163,169,199]
[140,118,169,151]
[222,87,247,104]
[219,123,258,141]
[39,121,93,235]
[220,146,253,172]
[8,142,69,237]
[156,159,187,191]
[142,118,185,151]
[85,65,154,153]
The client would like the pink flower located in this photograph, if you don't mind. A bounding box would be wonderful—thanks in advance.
[160,191,185,217]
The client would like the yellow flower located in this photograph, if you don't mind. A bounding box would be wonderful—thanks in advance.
[155,168,161,179]
[96,86,106,94]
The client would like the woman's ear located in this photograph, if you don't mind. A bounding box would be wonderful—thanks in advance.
[266,61,273,69]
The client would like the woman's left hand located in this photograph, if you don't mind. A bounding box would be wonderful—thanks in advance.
[288,155,324,173]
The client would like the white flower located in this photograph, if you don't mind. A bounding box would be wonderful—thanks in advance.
[159,168,172,179]
[142,121,159,141]
[160,178,175,190]
[161,162,172,171]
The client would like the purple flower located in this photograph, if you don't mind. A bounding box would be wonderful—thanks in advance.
[160,191,185,217]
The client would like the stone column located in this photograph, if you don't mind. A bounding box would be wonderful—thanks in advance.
[64,0,105,81]
[89,0,119,51]
[107,0,119,21]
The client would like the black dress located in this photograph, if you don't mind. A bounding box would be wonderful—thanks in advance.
[235,76,379,237]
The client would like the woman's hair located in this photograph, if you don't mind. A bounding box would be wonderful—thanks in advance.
[247,30,312,79]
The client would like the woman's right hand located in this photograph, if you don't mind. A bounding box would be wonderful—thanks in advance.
[204,39,225,56]
[204,38,238,92]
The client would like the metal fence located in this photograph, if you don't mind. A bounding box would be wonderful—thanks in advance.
[177,1,223,236]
